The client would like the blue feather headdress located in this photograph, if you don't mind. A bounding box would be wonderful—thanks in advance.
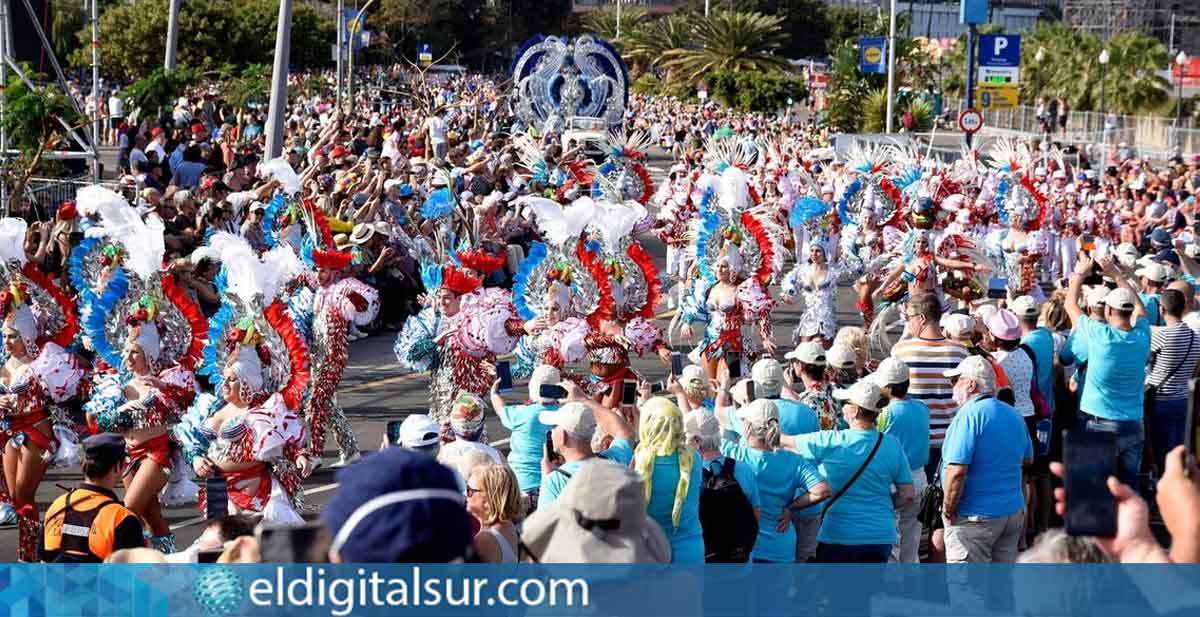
[512,242,548,320]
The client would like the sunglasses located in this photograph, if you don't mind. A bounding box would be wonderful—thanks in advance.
[466,486,482,497]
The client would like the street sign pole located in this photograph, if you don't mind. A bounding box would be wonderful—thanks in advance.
[885,0,897,133]
[965,23,978,148]
[336,0,344,110]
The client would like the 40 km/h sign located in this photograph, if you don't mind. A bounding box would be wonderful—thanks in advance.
[958,108,983,134]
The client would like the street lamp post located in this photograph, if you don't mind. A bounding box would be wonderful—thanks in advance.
[1034,47,1045,105]
[1099,48,1110,145]
[1177,51,1188,139]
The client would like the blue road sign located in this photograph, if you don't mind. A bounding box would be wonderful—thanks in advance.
[859,37,887,74]
[960,0,988,25]
[978,34,1021,68]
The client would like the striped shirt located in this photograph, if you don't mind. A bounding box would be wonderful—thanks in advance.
[1148,323,1200,401]
[891,336,969,447]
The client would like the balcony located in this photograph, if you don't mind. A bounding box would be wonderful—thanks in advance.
[571,0,689,14]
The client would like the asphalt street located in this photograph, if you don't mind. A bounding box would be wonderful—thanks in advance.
[0,148,866,557]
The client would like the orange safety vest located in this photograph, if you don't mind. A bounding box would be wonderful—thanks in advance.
[42,487,140,563]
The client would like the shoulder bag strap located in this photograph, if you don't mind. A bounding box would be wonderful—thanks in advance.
[1153,329,1196,388]
[821,433,884,520]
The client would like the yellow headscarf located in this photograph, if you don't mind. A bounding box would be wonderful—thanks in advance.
[634,397,694,529]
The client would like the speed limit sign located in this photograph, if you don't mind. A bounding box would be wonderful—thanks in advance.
[958,108,983,134]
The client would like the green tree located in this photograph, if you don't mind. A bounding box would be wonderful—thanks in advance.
[709,70,806,112]
[2,67,83,212]
[76,0,333,81]
[1022,24,1168,114]
[623,12,692,78]
[124,67,198,120]
[579,6,648,47]
[662,11,790,86]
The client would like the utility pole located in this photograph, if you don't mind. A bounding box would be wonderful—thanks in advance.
[91,0,101,181]
[885,0,897,133]
[1,0,8,214]
[965,23,978,148]
[165,0,182,71]
[336,0,344,110]
[265,0,292,160]
[345,0,376,114]
[616,0,621,39]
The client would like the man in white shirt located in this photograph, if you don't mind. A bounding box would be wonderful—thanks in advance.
[425,108,449,160]
[107,91,125,145]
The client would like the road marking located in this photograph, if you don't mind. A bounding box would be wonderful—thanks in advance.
[168,481,344,531]
[339,308,680,394]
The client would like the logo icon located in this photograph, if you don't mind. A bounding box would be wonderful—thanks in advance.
[193,567,245,616]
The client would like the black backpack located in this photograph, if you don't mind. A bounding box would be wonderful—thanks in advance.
[700,458,759,563]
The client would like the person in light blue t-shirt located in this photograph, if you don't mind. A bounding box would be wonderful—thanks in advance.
[491,366,561,497]
[791,380,914,564]
[940,355,1033,564]
[1065,257,1151,487]
[536,384,635,511]
[718,399,830,563]
[634,398,705,563]
[867,357,929,563]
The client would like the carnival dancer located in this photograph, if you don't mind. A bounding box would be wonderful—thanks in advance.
[781,196,864,344]
[0,218,85,561]
[301,201,379,467]
[76,186,205,554]
[679,140,783,380]
[985,139,1051,301]
[653,164,698,310]
[176,233,312,523]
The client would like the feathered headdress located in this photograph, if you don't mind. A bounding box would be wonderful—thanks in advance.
[987,139,1048,230]
[196,232,309,407]
[297,199,353,270]
[456,249,507,275]
[441,266,482,296]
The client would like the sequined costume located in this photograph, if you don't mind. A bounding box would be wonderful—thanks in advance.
[679,140,785,364]
[307,276,378,460]
[395,264,524,423]
[75,185,206,554]
[0,216,87,561]
[175,232,312,523]
[781,258,862,342]
[985,139,1051,301]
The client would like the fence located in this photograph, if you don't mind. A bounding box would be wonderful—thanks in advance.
[944,97,1200,161]
[14,176,130,219]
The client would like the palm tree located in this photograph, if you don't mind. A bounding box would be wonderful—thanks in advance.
[662,11,789,85]
[580,6,648,47]
[623,12,693,77]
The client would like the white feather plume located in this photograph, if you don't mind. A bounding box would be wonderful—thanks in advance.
[0,218,28,266]
[517,196,596,248]
[259,157,301,195]
[591,202,647,253]
[77,185,164,279]
[718,165,751,214]
[196,231,303,306]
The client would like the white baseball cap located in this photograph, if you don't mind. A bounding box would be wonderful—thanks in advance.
[539,402,596,440]
[529,365,563,402]
[785,341,827,365]
[832,381,885,412]
[738,399,779,427]
[1010,295,1039,318]
[943,356,996,392]
[1104,287,1138,311]
[1135,262,1169,283]
[865,357,911,387]
[399,414,441,448]
[941,313,976,339]
[1084,285,1109,308]
[826,344,857,370]
[751,358,784,397]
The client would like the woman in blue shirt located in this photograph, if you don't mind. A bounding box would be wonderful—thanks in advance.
[718,399,831,563]
[490,366,561,502]
[634,398,705,563]
[792,381,915,563]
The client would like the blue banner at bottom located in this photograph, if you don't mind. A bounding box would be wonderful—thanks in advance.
[4,564,1200,616]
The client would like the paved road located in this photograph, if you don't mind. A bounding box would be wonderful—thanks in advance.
[0,148,866,557]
